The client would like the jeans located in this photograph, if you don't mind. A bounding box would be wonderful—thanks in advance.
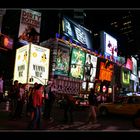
[29,106,42,129]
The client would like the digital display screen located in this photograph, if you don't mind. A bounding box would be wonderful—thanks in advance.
[62,16,93,51]
[101,31,118,59]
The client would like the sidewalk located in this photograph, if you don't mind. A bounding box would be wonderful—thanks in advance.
[0,101,89,130]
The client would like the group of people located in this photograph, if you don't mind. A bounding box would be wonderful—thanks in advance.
[8,80,56,129]
[7,79,107,128]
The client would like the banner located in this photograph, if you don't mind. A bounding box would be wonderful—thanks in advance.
[18,9,41,44]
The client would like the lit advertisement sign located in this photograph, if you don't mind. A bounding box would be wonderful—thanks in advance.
[0,34,13,50]
[81,81,87,91]
[54,45,70,76]
[18,9,41,44]
[95,82,101,93]
[117,56,125,65]
[28,44,50,84]
[83,53,97,82]
[99,61,114,82]
[69,48,86,79]
[13,44,50,85]
[62,16,93,51]
[132,57,137,75]
[101,31,118,58]
[125,57,133,71]
[121,68,130,86]
[13,45,29,83]
[88,82,94,91]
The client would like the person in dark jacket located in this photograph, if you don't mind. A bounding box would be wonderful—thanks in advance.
[87,88,98,124]
[43,81,55,121]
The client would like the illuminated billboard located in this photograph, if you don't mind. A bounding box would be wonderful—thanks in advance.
[121,68,130,86]
[28,44,50,84]
[13,45,29,83]
[0,34,13,50]
[13,44,50,84]
[131,57,137,75]
[18,9,41,44]
[101,31,118,60]
[99,61,114,82]
[54,45,70,76]
[69,48,86,79]
[125,57,133,71]
[62,16,93,51]
[83,53,97,82]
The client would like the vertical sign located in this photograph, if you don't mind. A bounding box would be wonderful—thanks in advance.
[13,45,29,83]
[18,9,41,44]
[28,44,50,84]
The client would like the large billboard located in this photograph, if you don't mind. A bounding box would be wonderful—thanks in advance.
[131,56,137,75]
[99,61,114,82]
[69,48,86,79]
[54,45,70,76]
[18,9,41,44]
[28,44,50,84]
[101,31,118,60]
[13,44,50,85]
[83,53,97,82]
[13,45,29,83]
[62,16,93,51]
[121,68,130,86]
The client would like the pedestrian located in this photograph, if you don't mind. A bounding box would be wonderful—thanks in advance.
[28,84,44,129]
[43,81,56,121]
[87,88,98,124]
[63,94,76,123]
[8,80,20,119]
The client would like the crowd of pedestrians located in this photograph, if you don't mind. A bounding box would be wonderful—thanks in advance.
[2,79,112,129]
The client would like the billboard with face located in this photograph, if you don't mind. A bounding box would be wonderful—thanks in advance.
[101,31,118,60]
[83,53,97,82]
[62,16,93,51]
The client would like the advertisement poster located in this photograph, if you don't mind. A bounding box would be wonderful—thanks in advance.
[84,53,97,82]
[99,61,114,82]
[105,32,117,57]
[69,48,86,79]
[18,9,41,44]
[54,45,70,76]
[0,34,13,50]
[62,16,93,51]
[121,69,130,86]
[125,57,133,71]
[28,44,50,84]
[13,45,29,83]
[132,57,137,75]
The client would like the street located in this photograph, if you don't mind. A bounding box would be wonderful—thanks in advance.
[0,101,139,131]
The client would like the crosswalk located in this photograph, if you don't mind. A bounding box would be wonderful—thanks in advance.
[47,121,102,130]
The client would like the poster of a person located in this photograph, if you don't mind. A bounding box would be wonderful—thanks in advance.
[18,9,41,44]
